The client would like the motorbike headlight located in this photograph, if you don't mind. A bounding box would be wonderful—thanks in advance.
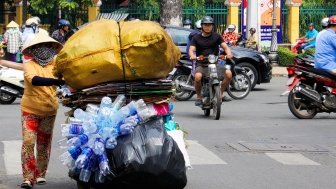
[208,54,217,64]
[259,54,269,63]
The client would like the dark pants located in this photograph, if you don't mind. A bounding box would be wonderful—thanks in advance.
[7,52,17,62]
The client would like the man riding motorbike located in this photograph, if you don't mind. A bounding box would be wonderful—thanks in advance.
[314,15,336,75]
[188,16,233,106]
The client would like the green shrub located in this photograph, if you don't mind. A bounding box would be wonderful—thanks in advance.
[277,47,297,67]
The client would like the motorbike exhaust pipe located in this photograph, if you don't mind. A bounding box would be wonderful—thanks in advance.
[294,85,322,103]
[0,86,21,97]
[176,81,196,92]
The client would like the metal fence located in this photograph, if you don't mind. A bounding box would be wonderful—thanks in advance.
[299,6,336,36]
[281,7,289,43]
[100,3,227,33]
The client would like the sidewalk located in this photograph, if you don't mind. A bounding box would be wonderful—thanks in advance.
[272,66,287,77]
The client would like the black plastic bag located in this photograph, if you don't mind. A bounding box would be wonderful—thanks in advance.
[69,118,187,189]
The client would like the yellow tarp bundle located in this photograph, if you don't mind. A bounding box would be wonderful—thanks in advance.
[54,20,180,89]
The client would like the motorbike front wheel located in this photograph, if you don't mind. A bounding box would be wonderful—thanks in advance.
[288,90,317,119]
[212,85,222,120]
[0,89,16,104]
[227,72,252,100]
[173,74,195,101]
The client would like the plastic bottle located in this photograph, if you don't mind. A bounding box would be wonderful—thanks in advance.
[86,104,99,115]
[134,99,157,121]
[98,153,110,176]
[118,115,139,135]
[75,147,94,169]
[111,94,126,112]
[105,136,117,149]
[100,96,112,109]
[74,108,90,121]
[95,170,106,183]
[92,138,105,155]
[59,146,82,169]
[79,157,95,182]
[67,134,89,147]
[82,119,97,134]
[61,123,84,137]
[119,101,137,117]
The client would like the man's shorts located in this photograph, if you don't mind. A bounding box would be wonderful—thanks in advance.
[195,64,226,81]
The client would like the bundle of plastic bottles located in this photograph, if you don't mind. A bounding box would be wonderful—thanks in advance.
[59,94,178,183]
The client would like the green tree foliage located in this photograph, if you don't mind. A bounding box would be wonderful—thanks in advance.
[29,0,93,14]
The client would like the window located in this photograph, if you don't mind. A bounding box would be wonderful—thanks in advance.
[165,28,191,46]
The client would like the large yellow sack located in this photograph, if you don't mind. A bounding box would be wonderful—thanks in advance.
[55,20,180,89]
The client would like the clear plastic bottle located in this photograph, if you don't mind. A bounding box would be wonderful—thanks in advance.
[98,153,110,176]
[74,108,90,121]
[79,157,95,182]
[119,101,137,117]
[82,119,97,134]
[105,136,117,149]
[111,94,126,112]
[100,96,112,109]
[134,99,157,121]
[75,147,94,169]
[94,170,106,183]
[67,134,89,147]
[61,123,84,137]
[92,138,105,155]
[118,115,139,135]
[59,146,82,169]
[86,104,99,115]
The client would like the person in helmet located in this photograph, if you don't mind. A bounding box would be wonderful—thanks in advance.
[246,27,258,49]
[22,18,42,62]
[183,19,192,29]
[189,16,233,105]
[51,19,71,44]
[32,16,49,36]
[222,24,238,46]
[316,17,330,43]
[314,15,336,75]
[186,20,202,58]
[298,22,318,53]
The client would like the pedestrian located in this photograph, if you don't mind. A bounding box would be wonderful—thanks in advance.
[246,27,258,50]
[298,23,318,53]
[51,19,71,44]
[20,32,64,189]
[2,20,22,62]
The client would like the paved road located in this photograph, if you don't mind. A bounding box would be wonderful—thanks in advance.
[1,77,336,189]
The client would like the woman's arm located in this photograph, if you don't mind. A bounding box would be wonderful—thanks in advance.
[0,59,24,70]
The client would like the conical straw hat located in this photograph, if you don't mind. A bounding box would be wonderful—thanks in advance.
[6,21,19,28]
[22,32,63,56]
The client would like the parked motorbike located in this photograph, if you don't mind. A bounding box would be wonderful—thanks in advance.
[171,55,251,101]
[282,56,336,119]
[0,65,24,104]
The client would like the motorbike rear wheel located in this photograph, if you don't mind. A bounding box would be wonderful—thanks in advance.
[212,85,222,120]
[173,74,195,101]
[227,72,251,100]
[0,90,16,104]
[288,90,317,119]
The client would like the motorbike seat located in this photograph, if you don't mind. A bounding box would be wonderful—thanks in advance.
[310,67,336,80]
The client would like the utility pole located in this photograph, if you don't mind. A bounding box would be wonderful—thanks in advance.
[268,0,278,66]
[22,0,28,23]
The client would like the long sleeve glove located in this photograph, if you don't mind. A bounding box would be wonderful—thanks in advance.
[32,76,65,86]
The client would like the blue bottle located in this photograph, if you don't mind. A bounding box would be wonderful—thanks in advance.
[75,147,94,169]
[59,146,82,169]
[98,153,110,176]
[79,156,95,182]
[61,123,84,137]
[67,134,89,147]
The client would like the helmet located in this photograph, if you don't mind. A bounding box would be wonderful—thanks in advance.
[321,17,329,27]
[25,18,38,27]
[32,16,41,25]
[227,24,236,32]
[183,19,192,26]
[308,22,314,27]
[249,27,256,33]
[58,19,70,28]
[195,20,201,29]
[201,16,214,24]
[329,15,336,25]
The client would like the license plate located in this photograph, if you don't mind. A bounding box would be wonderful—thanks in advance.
[286,77,295,86]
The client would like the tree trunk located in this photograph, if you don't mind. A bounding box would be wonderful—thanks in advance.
[160,0,182,27]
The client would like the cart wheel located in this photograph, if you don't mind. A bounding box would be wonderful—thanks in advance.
[77,181,90,189]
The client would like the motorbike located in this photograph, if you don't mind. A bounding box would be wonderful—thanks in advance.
[291,37,305,54]
[0,65,24,104]
[171,55,251,101]
[282,56,336,119]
